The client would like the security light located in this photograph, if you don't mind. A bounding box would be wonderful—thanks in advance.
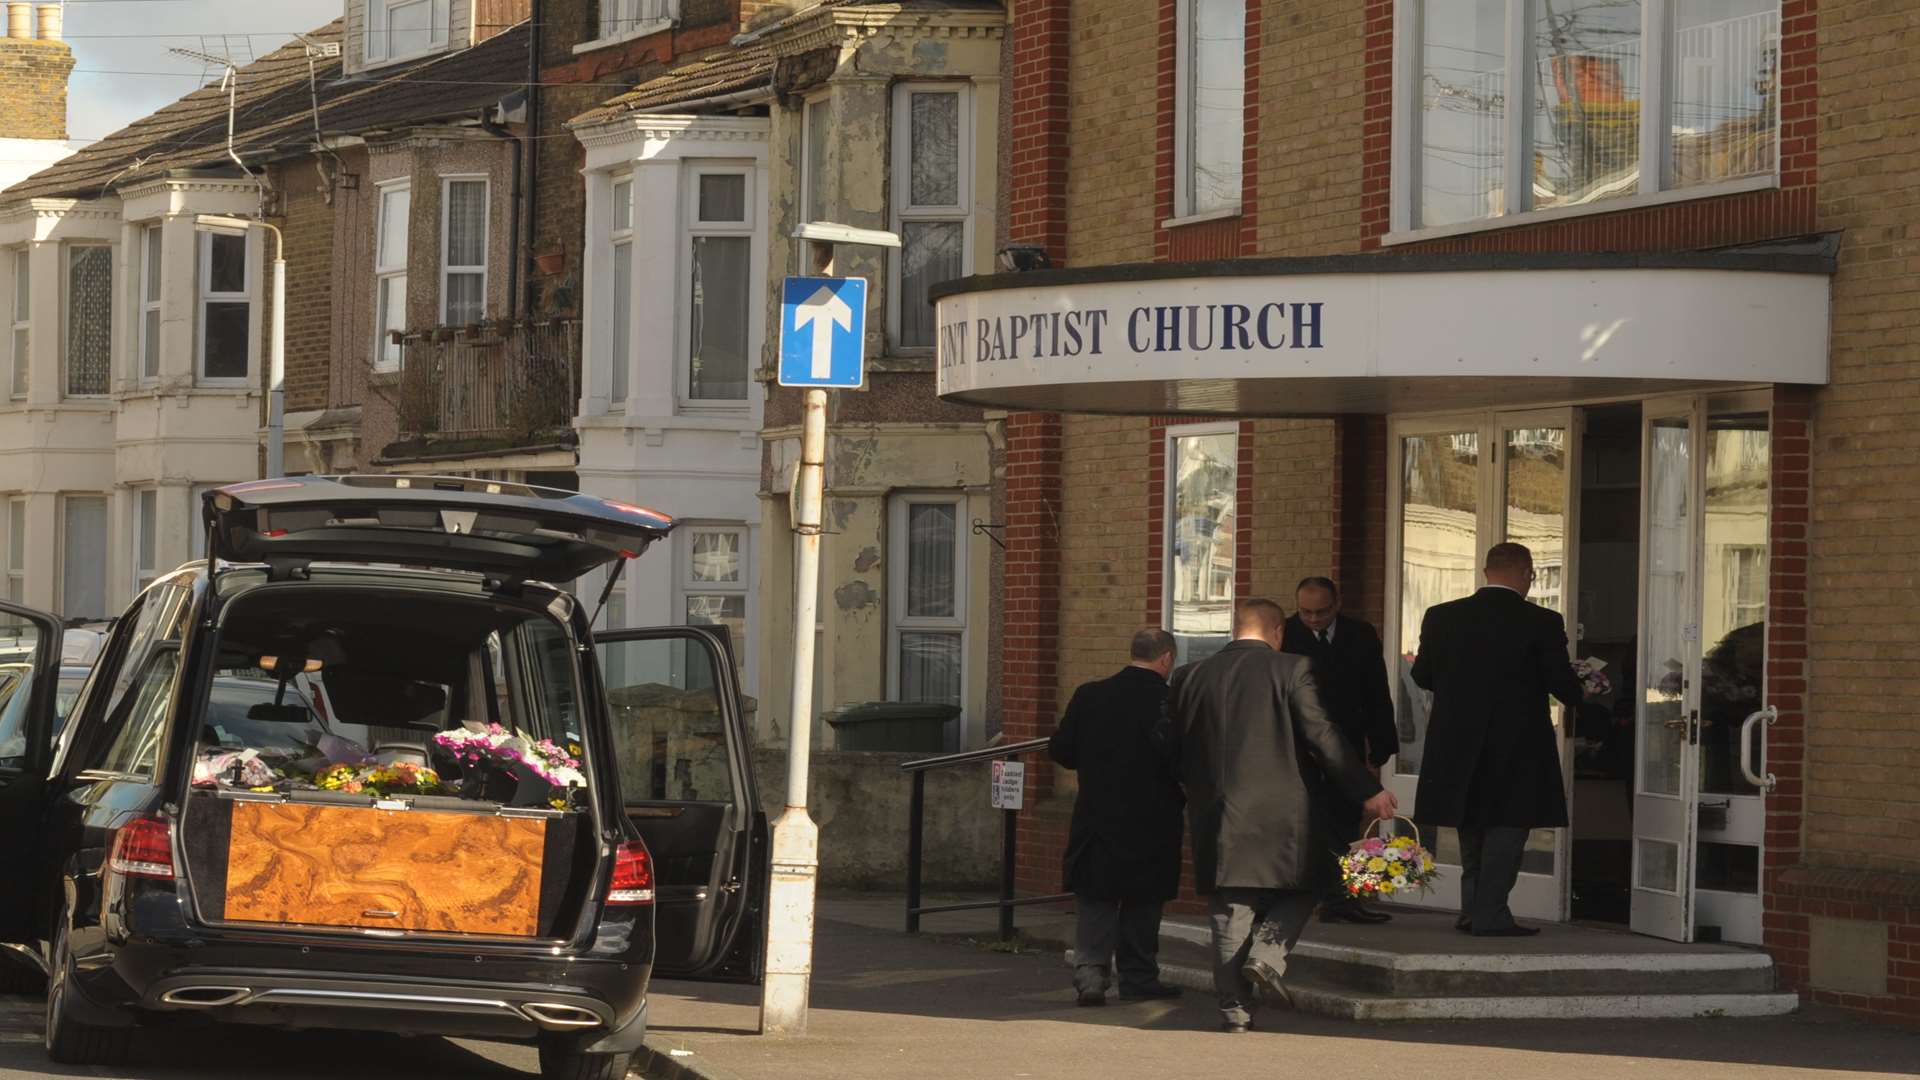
[791,221,902,249]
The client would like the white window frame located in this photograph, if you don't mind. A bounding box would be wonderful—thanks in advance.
[9,247,28,399]
[801,93,831,228]
[1161,422,1240,661]
[4,496,25,603]
[678,523,750,667]
[439,175,489,327]
[373,180,410,372]
[885,493,969,725]
[196,229,253,386]
[579,0,677,53]
[132,486,158,595]
[138,223,162,382]
[680,163,754,408]
[1171,0,1247,223]
[1387,0,1784,243]
[887,82,973,354]
[365,0,451,66]
[608,173,633,406]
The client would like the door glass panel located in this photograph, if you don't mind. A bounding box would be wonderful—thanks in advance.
[1637,836,1679,892]
[1395,431,1480,777]
[1505,426,1568,875]
[1699,412,1769,796]
[0,615,41,767]
[1641,418,1691,798]
[1695,840,1759,892]
[600,635,737,804]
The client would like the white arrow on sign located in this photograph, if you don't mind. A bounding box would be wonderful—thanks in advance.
[793,285,854,379]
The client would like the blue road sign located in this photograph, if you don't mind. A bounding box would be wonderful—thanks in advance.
[778,276,867,389]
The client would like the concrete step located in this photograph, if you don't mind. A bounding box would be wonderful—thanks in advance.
[1280,979,1801,1021]
[1282,938,1779,997]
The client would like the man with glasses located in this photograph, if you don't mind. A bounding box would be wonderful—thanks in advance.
[1411,543,1583,937]
[1283,576,1398,924]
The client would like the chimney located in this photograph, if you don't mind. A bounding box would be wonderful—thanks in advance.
[0,1,72,140]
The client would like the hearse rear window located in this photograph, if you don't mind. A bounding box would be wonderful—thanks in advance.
[194,587,587,810]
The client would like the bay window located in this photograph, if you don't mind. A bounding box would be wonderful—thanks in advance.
[685,167,750,403]
[133,487,157,594]
[5,497,23,603]
[139,224,162,380]
[890,85,970,351]
[1399,0,1781,234]
[441,177,487,326]
[1175,0,1246,218]
[374,181,410,371]
[65,245,110,397]
[366,0,449,64]
[1165,426,1238,664]
[609,175,632,404]
[9,249,26,398]
[888,494,966,717]
[198,230,251,383]
[681,525,748,663]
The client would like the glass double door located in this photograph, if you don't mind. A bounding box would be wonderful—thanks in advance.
[1386,409,1577,923]
[1631,394,1773,944]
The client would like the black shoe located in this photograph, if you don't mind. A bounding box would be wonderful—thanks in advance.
[1118,983,1183,1000]
[1241,959,1290,1008]
[1454,919,1472,933]
[1321,901,1392,924]
[1076,989,1106,1006]
[1470,925,1541,937]
[1221,1019,1253,1033]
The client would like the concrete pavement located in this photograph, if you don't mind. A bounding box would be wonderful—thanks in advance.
[634,895,1920,1080]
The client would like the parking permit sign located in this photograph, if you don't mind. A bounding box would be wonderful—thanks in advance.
[991,760,1025,811]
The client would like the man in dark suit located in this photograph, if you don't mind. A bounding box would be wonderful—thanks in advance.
[1169,599,1397,1032]
[1283,576,1399,925]
[1048,629,1186,1006]
[1412,542,1583,937]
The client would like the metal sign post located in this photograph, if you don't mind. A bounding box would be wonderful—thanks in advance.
[760,224,897,1037]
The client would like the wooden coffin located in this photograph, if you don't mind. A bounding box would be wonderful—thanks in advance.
[224,801,547,937]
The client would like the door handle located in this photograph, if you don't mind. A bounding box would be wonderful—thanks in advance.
[1738,705,1778,793]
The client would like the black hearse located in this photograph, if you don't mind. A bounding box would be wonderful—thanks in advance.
[0,476,767,1080]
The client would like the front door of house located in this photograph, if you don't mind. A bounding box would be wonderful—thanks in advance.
[1385,408,1577,923]
[1630,392,1774,944]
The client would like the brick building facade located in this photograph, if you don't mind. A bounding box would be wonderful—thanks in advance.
[958,0,1920,1027]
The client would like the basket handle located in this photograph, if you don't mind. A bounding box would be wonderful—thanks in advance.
[1358,817,1419,848]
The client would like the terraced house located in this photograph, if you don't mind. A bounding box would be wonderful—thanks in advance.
[952,0,1920,1026]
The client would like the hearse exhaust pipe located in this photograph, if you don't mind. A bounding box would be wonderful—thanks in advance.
[159,986,251,1008]
[520,1002,603,1029]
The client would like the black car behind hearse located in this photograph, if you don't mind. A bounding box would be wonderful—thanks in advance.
[0,476,769,1080]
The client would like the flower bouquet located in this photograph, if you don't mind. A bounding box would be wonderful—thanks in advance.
[1339,822,1439,901]
[314,761,443,798]
[432,723,585,809]
[1573,656,1612,699]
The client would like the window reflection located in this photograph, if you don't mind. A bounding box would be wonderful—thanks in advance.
[1699,414,1769,796]
[1168,431,1238,664]
[1395,431,1480,776]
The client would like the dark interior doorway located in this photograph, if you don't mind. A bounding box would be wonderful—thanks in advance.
[1570,404,1642,925]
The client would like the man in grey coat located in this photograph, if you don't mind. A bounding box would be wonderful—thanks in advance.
[1169,598,1398,1032]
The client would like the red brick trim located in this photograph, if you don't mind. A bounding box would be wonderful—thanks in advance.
[1768,867,1920,1025]
[1358,0,1817,253]
[1001,411,1064,749]
[1007,0,1070,263]
[1763,383,1817,999]
[542,20,736,85]
[1155,0,1260,262]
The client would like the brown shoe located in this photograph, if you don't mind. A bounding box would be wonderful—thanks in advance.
[1241,959,1291,1008]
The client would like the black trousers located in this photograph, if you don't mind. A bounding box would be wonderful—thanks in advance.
[1073,895,1164,995]
[1457,825,1529,932]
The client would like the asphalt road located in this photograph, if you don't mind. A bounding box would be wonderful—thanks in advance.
[0,994,559,1080]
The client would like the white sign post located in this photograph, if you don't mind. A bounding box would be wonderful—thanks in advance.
[759,226,896,1038]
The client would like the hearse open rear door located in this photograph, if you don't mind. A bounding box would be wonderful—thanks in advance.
[594,626,767,983]
[0,599,64,955]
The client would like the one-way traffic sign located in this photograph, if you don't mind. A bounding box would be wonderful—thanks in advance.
[779,276,867,389]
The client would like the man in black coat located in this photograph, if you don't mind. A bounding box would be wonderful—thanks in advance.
[1047,628,1185,1006]
[1169,599,1397,1032]
[1282,576,1399,925]
[1412,542,1583,937]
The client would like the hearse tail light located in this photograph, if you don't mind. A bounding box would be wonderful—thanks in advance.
[108,817,176,880]
[608,841,655,906]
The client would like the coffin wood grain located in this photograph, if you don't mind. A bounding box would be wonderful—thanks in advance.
[225,801,547,936]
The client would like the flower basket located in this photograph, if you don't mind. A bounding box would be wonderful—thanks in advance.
[1339,819,1439,901]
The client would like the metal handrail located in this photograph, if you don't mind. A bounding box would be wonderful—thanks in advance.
[900,737,1049,773]
[897,736,1068,938]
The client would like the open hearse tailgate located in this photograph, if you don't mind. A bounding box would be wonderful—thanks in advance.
[204,475,674,582]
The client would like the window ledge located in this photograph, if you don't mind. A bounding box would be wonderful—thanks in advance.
[873,354,936,374]
[1161,207,1242,230]
[361,41,451,73]
[573,18,674,55]
[1383,173,1781,247]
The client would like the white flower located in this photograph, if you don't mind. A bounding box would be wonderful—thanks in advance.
[1391,876,1408,889]
[1384,849,1403,861]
